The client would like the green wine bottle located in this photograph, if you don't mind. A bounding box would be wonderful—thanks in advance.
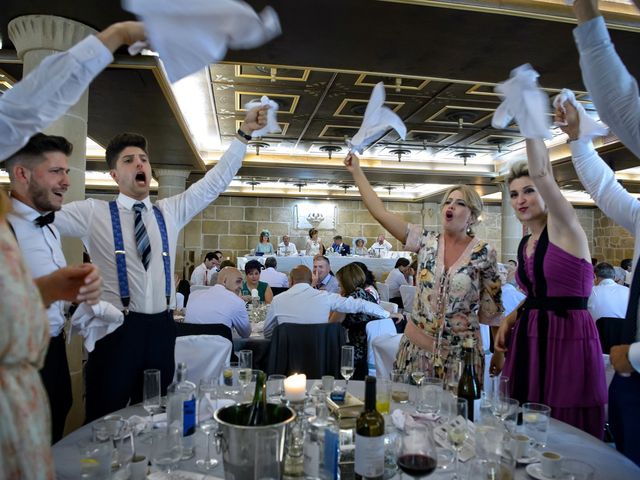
[354,376,385,480]
[247,370,268,426]
[457,338,481,422]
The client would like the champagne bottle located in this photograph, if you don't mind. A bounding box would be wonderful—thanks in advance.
[457,338,481,422]
[354,376,385,480]
[247,370,268,426]
[167,362,196,459]
[304,396,340,479]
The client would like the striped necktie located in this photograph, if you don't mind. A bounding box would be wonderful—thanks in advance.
[133,202,151,270]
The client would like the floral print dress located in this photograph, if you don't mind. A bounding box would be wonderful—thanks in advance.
[0,221,53,479]
[395,226,503,382]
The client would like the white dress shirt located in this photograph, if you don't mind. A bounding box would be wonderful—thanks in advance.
[385,268,408,299]
[190,262,215,286]
[263,283,389,338]
[8,198,67,336]
[368,240,393,257]
[184,284,251,338]
[277,241,298,256]
[588,279,630,322]
[501,283,526,317]
[55,140,246,314]
[0,35,113,161]
[260,267,288,288]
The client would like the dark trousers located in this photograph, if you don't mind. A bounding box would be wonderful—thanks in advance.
[85,311,176,423]
[39,333,72,444]
[609,372,640,467]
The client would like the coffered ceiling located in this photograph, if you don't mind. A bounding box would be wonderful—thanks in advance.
[1,0,640,203]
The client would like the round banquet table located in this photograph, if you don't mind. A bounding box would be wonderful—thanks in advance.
[52,381,640,479]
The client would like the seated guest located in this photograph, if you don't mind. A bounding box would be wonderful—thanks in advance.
[255,229,274,255]
[277,234,298,256]
[368,234,393,257]
[241,259,274,304]
[589,262,630,321]
[330,264,378,380]
[614,266,627,285]
[185,267,251,338]
[506,259,519,287]
[264,265,390,338]
[260,257,289,288]
[353,261,380,303]
[219,259,236,269]
[621,258,632,287]
[353,237,368,256]
[176,279,191,307]
[305,228,324,256]
[497,264,525,317]
[190,251,220,286]
[385,258,411,307]
[409,260,418,286]
[330,235,350,256]
[312,254,340,294]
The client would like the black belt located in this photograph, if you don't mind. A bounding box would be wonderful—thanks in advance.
[520,296,588,313]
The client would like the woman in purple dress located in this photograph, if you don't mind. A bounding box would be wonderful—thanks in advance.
[494,138,607,438]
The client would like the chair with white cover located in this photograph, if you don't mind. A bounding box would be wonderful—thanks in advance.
[175,292,185,311]
[174,335,232,384]
[399,285,417,314]
[379,300,398,315]
[375,282,390,302]
[371,333,402,380]
[366,318,398,376]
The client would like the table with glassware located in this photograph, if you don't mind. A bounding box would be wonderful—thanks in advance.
[52,377,639,480]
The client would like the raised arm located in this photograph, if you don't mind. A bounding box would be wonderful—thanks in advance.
[344,153,408,243]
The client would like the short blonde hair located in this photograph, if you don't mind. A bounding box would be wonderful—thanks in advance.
[439,185,483,234]
[505,160,530,186]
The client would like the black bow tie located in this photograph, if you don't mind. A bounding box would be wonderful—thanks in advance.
[34,211,55,228]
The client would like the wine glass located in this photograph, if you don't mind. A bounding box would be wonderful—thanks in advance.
[396,424,438,479]
[341,346,355,392]
[196,378,219,471]
[491,397,519,433]
[151,425,183,476]
[238,350,253,401]
[410,370,425,408]
[447,398,469,480]
[143,369,162,428]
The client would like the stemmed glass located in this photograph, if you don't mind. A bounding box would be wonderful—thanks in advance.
[396,424,438,479]
[341,346,355,392]
[196,378,219,471]
[238,350,253,401]
[410,370,425,407]
[151,425,183,476]
[143,369,162,428]
[447,398,469,480]
[492,397,520,433]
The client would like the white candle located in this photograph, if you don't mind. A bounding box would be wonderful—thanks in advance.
[284,373,306,402]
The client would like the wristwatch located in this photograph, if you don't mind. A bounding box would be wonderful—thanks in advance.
[237,128,252,142]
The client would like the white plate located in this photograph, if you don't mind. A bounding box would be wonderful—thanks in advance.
[526,463,558,480]
[517,454,540,465]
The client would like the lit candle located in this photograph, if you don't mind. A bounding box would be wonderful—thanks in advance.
[284,373,307,402]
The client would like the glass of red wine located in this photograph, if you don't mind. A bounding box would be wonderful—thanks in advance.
[396,424,438,479]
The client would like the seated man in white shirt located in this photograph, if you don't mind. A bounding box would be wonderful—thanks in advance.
[185,267,251,338]
[264,265,390,338]
[385,257,411,307]
[589,262,630,321]
[312,254,340,294]
[260,257,288,288]
[368,234,393,257]
[190,251,220,286]
[277,234,298,256]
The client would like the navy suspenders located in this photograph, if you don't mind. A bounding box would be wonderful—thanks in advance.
[109,201,171,313]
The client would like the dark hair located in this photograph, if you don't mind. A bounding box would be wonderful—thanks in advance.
[309,228,318,238]
[219,259,236,269]
[245,259,263,275]
[5,133,73,179]
[204,252,217,261]
[394,258,410,268]
[591,258,598,267]
[213,251,223,260]
[333,235,342,241]
[177,279,191,306]
[265,257,277,269]
[621,259,633,271]
[352,261,376,287]
[507,259,517,266]
[105,132,148,169]
[595,262,615,280]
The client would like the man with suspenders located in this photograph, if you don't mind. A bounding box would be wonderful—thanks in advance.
[55,107,267,422]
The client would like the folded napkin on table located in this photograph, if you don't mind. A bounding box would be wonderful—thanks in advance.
[348,82,407,155]
[70,301,124,352]
[391,409,440,431]
[245,95,281,137]
[123,0,281,83]
[553,88,609,140]
[492,63,551,139]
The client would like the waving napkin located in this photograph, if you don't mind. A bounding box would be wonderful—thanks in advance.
[348,82,407,155]
[492,64,551,139]
[553,88,609,140]
[123,0,281,83]
[70,301,124,352]
[245,95,281,137]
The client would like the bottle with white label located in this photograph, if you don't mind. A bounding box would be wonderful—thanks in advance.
[167,362,196,459]
[354,376,384,480]
[304,396,340,480]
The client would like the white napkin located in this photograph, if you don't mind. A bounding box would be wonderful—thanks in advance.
[390,409,439,431]
[70,301,124,352]
[251,288,260,298]
[553,88,609,140]
[123,0,281,83]
[492,64,551,139]
[245,95,281,137]
[348,82,407,155]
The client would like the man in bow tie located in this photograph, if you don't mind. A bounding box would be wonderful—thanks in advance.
[5,133,103,443]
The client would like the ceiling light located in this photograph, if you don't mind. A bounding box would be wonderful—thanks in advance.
[389,148,411,162]
[319,145,342,159]
[293,182,307,192]
[246,180,260,191]
[486,137,510,153]
[249,141,270,155]
[455,151,476,166]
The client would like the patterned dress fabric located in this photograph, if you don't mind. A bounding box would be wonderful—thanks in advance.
[342,287,378,380]
[0,221,53,479]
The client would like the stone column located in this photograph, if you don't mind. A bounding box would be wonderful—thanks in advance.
[9,15,97,436]
[501,183,522,263]
[155,168,191,276]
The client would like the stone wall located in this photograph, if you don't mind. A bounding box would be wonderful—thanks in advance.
[592,208,635,265]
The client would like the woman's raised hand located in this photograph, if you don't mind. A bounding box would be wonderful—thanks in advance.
[344,152,360,173]
[554,101,580,141]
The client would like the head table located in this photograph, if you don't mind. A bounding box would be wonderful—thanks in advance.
[52,380,639,479]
